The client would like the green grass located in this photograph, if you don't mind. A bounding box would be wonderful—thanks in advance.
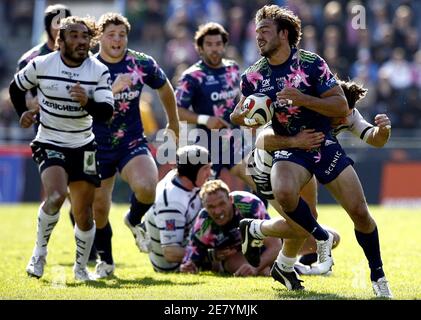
[0,203,420,300]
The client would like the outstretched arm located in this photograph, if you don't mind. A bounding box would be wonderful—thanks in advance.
[365,114,391,148]
[255,237,282,275]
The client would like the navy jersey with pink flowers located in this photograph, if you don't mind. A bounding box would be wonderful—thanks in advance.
[183,191,269,269]
[94,49,167,150]
[176,59,240,128]
[241,48,338,136]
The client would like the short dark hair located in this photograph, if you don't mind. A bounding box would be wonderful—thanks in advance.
[194,22,228,49]
[97,12,131,34]
[255,5,302,47]
[44,4,71,41]
[338,79,368,109]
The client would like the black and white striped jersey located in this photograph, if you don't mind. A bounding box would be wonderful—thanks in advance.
[14,51,114,148]
[145,170,202,272]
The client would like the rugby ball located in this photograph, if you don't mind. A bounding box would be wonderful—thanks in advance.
[242,93,273,126]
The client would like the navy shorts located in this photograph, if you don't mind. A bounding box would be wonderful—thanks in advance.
[97,138,152,180]
[30,140,101,187]
[197,130,250,179]
[272,138,354,184]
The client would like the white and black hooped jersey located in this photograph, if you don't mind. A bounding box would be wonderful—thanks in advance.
[14,51,114,148]
[145,170,202,272]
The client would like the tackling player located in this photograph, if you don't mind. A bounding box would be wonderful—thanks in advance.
[144,145,211,272]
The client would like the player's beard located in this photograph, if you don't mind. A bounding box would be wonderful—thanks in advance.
[63,41,88,65]
[204,52,223,68]
[259,39,281,59]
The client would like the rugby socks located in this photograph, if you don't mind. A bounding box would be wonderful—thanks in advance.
[34,205,60,257]
[355,227,385,281]
[299,253,318,266]
[74,222,96,270]
[275,251,297,272]
[94,222,113,265]
[249,219,266,239]
[285,197,329,241]
[127,193,153,226]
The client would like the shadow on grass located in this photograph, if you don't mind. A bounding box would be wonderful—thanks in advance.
[272,286,346,300]
[62,276,204,289]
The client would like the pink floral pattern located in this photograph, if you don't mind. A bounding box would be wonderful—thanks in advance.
[276,112,290,124]
[225,66,239,88]
[313,152,322,163]
[246,71,263,90]
[190,70,207,84]
[127,64,147,85]
[213,104,226,118]
[287,105,300,116]
[118,100,130,113]
[318,60,331,80]
[200,226,217,246]
[288,65,311,87]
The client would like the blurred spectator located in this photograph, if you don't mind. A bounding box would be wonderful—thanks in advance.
[0,87,16,141]
[164,26,197,76]
[379,47,413,90]
[1,0,420,132]
[301,25,319,53]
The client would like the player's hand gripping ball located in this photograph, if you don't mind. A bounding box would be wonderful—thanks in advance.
[242,93,274,126]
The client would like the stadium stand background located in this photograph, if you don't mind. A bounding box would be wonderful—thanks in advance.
[0,0,420,205]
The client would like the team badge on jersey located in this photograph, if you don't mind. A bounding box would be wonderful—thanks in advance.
[165,219,176,231]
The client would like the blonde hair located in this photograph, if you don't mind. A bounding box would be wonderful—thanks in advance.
[200,179,230,202]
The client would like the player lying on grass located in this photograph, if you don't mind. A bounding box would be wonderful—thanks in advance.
[180,179,340,277]
[143,145,212,272]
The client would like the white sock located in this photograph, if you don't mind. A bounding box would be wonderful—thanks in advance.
[276,251,297,272]
[249,220,265,239]
[33,204,60,257]
[74,222,96,270]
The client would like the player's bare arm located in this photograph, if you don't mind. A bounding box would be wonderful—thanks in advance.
[277,85,348,117]
[111,73,132,94]
[367,114,391,148]
[178,107,230,129]
[255,127,325,151]
[158,79,180,139]
[162,245,185,263]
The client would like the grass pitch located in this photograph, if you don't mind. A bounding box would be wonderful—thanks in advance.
[0,203,420,300]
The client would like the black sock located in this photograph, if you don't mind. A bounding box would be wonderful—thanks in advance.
[94,222,113,265]
[127,193,153,226]
[355,227,384,281]
[253,191,269,208]
[299,253,318,266]
[285,197,329,241]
